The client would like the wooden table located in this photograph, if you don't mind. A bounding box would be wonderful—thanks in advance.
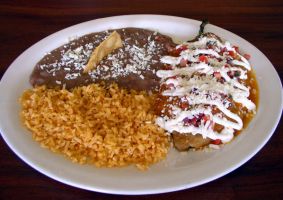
[1,0,282,199]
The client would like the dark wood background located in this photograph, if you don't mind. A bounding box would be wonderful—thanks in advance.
[0,0,282,199]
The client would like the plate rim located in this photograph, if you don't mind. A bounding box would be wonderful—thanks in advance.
[0,14,282,195]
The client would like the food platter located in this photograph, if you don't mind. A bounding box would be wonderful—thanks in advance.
[0,15,282,194]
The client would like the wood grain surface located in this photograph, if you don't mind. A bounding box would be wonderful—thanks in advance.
[0,0,282,199]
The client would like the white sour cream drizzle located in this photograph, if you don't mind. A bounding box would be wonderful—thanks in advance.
[156,35,256,143]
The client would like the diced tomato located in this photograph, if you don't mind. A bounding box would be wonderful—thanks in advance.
[191,117,197,126]
[171,45,188,56]
[227,71,234,78]
[202,115,210,122]
[169,75,177,79]
[180,101,189,110]
[183,117,190,125]
[199,55,208,63]
[233,45,239,53]
[217,57,223,62]
[244,53,251,60]
[207,45,213,49]
[220,47,227,54]
[213,72,221,79]
[228,51,235,57]
[212,139,222,145]
[180,58,188,67]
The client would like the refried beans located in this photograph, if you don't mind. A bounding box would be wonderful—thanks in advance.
[30,28,176,91]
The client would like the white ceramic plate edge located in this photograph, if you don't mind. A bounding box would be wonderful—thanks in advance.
[0,15,282,195]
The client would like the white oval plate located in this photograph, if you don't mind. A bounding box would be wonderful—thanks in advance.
[0,15,282,195]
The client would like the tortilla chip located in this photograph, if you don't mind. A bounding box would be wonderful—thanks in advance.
[83,31,123,73]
